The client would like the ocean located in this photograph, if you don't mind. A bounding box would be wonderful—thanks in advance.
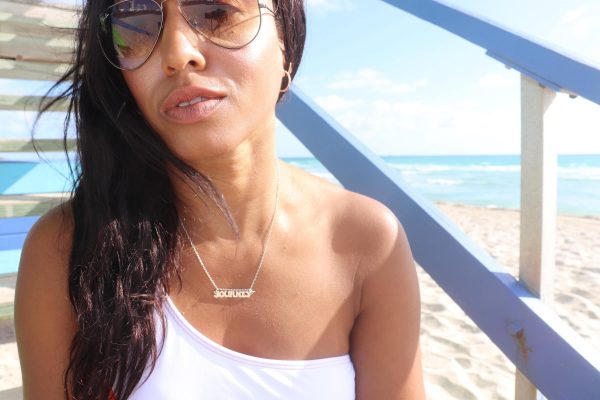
[2,153,599,218]
[287,154,600,218]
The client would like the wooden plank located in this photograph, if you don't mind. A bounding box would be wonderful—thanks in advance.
[0,59,69,80]
[1,0,76,9]
[0,34,74,63]
[0,218,55,254]
[0,302,15,319]
[0,18,75,40]
[0,94,68,111]
[0,139,76,152]
[0,1,77,51]
[277,88,600,400]
[0,216,37,236]
[519,75,557,300]
[0,232,28,251]
[516,74,557,400]
[0,0,78,28]
[0,0,77,63]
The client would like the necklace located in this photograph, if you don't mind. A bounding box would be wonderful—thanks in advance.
[181,165,280,299]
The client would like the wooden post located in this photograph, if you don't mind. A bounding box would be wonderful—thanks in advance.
[516,74,557,400]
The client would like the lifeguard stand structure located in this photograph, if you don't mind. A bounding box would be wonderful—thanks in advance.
[1,0,599,398]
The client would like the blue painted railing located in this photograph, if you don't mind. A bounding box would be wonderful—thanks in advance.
[0,159,72,195]
[1,0,600,398]
[0,216,38,275]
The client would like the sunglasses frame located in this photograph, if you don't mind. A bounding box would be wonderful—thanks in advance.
[98,0,276,71]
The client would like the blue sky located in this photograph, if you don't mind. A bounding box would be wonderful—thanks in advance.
[1,0,599,157]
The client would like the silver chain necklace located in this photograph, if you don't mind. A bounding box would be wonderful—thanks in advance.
[181,165,280,299]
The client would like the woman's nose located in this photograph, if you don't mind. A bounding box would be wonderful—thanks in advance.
[158,2,207,75]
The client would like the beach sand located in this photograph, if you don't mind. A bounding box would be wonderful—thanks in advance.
[1,202,599,399]
[419,202,600,399]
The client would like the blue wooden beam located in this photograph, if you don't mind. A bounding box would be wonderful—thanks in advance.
[0,162,73,195]
[276,87,600,400]
[0,233,29,251]
[0,217,38,255]
[379,0,600,104]
[0,216,38,237]
[0,216,38,276]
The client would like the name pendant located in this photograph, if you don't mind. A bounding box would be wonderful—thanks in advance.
[213,288,255,299]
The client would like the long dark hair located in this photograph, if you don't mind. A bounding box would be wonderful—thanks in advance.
[37,1,305,398]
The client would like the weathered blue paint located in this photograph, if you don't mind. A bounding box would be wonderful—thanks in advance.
[0,161,72,195]
[276,88,600,399]
[0,233,28,251]
[0,216,37,238]
[379,0,600,105]
[0,216,37,276]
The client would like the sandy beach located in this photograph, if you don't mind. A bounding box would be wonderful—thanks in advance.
[1,201,599,399]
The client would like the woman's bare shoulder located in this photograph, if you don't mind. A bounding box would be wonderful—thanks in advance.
[15,201,75,316]
[317,187,424,397]
[14,202,77,395]
[282,160,402,257]
[322,189,425,398]
[15,202,77,398]
[20,201,74,269]
[15,200,75,309]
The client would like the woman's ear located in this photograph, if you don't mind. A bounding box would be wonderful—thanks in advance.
[279,40,286,63]
[280,45,287,74]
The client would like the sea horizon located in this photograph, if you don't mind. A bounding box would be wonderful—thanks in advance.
[286,154,600,219]
[1,152,599,218]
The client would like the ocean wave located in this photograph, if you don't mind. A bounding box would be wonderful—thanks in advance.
[390,164,521,173]
[426,178,463,186]
[557,167,600,181]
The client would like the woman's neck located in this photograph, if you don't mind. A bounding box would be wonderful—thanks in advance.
[172,134,282,243]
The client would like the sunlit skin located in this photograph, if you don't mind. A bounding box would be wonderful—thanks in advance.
[15,1,426,398]
[121,0,284,238]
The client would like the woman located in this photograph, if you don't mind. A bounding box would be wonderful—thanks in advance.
[15,0,425,398]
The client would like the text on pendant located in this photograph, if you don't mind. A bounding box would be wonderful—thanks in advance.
[214,289,255,298]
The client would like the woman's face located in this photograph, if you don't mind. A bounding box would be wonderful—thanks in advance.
[121,0,285,163]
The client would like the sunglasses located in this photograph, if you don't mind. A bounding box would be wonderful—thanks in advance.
[99,0,275,70]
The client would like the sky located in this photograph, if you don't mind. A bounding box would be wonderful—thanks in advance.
[1,0,599,157]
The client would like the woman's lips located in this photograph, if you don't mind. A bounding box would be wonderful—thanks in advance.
[162,97,225,124]
[160,86,226,124]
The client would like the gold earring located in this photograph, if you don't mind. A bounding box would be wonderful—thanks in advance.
[280,62,293,93]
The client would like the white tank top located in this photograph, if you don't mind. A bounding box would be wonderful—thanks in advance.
[128,297,356,399]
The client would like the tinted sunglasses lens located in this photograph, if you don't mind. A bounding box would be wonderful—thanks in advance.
[179,0,262,48]
[99,0,162,70]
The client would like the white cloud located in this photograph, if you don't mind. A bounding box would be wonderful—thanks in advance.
[306,0,355,14]
[313,91,521,155]
[479,72,517,89]
[312,80,600,155]
[546,96,600,154]
[328,69,428,94]
[314,95,365,113]
[558,3,600,41]
[559,5,600,40]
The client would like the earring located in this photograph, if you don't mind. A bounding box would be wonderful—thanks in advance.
[280,62,293,93]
